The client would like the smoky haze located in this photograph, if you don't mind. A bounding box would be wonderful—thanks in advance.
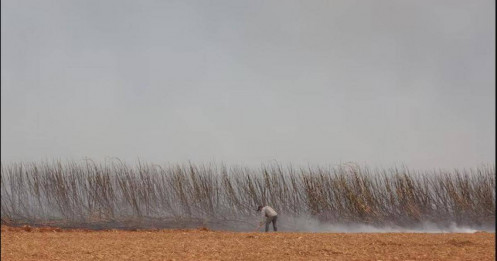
[1,0,495,169]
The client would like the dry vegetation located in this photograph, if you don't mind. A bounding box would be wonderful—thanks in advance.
[1,225,494,261]
[1,161,495,231]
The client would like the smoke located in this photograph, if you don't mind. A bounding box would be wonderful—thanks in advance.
[4,213,493,233]
[200,215,494,233]
[277,215,495,233]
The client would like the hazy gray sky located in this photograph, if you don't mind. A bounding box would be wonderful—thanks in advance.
[1,0,495,169]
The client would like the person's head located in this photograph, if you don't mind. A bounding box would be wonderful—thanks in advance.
[256,205,263,212]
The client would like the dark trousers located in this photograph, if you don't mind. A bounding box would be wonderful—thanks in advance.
[265,215,278,232]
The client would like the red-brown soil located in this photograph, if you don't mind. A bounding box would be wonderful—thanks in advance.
[1,225,494,260]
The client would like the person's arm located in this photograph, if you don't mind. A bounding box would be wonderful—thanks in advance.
[259,208,266,225]
[255,213,265,230]
[255,207,266,228]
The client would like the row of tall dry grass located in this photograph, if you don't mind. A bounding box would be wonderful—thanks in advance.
[1,160,494,229]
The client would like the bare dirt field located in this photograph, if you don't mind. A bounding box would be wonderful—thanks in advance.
[1,225,494,261]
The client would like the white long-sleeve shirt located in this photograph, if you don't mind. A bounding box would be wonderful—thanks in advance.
[261,206,278,219]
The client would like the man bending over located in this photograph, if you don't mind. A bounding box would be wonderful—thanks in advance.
[256,205,278,232]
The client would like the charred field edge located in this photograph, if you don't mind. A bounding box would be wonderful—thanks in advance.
[1,160,495,232]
